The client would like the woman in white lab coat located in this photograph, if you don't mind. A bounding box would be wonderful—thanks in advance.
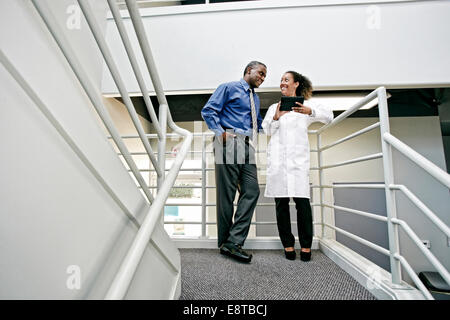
[262,71,333,261]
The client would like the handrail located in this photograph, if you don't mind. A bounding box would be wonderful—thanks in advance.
[77,0,162,178]
[322,223,390,256]
[32,0,192,299]
[0,49,180,276]
[105,132,192,299]
[318,152,383,170]
[393,254,434,300]
[390,184,450,238]
[319,122,380,152]
[314,184,386,189]
[312,85,449,299]
[322,204,388,222]
[106,0,162,139]
[383,132,450,189]
[391,218,450,285]
[30,0,155,204]
[105,0,193,299]
[316,88,382,135]
[0,50,139,225]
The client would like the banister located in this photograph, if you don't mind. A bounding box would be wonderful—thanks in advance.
[77,0,162,178]
[393,254,434,300]
[105,131,192,299]
[106,0,162,139]
[391,218,450,286]
[319,152,383,170]
[105,0,193,299]
[383,132,450,189]
[316,87,382,135]
[390,184,450,238]
[30,0,155,203]
[319,122,380,152]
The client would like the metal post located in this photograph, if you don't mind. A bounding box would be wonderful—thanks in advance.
[158,103,167,224]
[317,133,325,238]
[201,134,207,238]
[378,87,402,286]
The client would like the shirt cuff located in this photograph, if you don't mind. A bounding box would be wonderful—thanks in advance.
[309,108,316,117]
[271,119,280,129]
[213,127,225,136]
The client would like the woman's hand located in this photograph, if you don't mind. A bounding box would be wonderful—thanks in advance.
[273,102,289,121]
[292,102,312,115]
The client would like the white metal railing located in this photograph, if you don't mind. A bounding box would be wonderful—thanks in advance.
[28,0,193,299]
[312,87,450,299]
[116,132,324,236]
[120,87,450,300]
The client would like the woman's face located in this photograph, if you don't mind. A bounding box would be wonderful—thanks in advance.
[280,73,299,97]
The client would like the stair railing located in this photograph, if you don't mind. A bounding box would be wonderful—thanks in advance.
[312,87,450,299]
[29,0,192,299]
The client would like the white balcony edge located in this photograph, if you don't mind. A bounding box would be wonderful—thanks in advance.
[107,0,433,19]
[172,237,320,250]
[319,238,426,300]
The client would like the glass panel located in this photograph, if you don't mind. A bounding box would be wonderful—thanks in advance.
[163,158,202,236]
[164,223,201,237]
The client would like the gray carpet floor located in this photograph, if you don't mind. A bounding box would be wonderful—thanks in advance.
[179,249,377,300]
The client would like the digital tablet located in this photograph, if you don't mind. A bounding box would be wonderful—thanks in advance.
[280,96,304,111]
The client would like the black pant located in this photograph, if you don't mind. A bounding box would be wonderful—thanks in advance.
[275,197,313,249]
[214,135,260,247]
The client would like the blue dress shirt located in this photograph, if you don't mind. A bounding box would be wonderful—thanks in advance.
[201,78,263,137]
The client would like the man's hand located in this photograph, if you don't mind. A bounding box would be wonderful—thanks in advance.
[292,102,312,115]
[273,102,289,121]
[222,131,236,142]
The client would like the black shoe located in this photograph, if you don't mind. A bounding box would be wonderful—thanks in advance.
[284,249,296,261]
[300,250,311,262]
[220,242,252,263]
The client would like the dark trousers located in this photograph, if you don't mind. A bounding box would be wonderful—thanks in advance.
[214,135,260,247]
[275,197,313,249]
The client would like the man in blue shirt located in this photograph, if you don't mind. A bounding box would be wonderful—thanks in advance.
[201,61,267,263]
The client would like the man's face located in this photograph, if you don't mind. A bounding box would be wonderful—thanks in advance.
[247,65,267,88]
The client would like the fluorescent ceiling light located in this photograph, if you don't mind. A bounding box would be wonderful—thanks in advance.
[309,92,391,111]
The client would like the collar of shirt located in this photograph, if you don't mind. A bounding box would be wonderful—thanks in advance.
[239,78,253,93]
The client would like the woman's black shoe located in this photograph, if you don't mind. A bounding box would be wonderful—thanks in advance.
[300,250,311,262]
[284,249,296,261]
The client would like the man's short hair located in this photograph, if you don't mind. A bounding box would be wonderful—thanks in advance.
[243,61,267,76]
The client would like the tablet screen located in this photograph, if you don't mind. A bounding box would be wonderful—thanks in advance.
[280,96,304,111]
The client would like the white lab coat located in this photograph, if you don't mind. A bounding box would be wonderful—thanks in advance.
[262,100,333,198]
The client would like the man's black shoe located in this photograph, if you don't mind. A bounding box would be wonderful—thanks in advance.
[220,242,252,263]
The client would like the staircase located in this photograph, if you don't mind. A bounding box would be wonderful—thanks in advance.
[0,0,191,299]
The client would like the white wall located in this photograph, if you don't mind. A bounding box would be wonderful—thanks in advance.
[0,0,179,299]
[101,0,450,95]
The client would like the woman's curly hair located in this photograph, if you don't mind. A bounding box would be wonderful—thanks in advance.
[285,71,313,100]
